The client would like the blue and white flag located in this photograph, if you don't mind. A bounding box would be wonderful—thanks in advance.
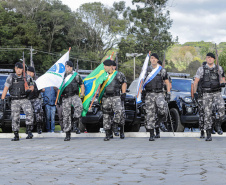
[143,64,162,88]
[136,53,150,103]
[36,50,69,90]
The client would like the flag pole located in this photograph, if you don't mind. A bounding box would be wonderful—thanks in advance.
[55,47,71,105]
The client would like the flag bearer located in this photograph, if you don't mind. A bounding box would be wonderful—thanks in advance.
[99,59,127,141]
[142,53,170,141]
[61,61,85,141]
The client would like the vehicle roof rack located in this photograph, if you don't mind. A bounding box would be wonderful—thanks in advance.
[168,72,190,78]
[0,69,14,73]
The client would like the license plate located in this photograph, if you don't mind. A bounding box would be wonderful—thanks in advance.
[20,114,26,119]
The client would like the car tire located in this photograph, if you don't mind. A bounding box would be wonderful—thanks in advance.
[1,126,12,133]
[124,123,140,132]
[169,108,184,132]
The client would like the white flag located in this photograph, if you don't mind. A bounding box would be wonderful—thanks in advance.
[136,53,150,103]
[36,50,69,90]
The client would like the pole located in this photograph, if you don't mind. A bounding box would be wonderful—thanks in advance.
[30,46,33,66]
[134,56,135,80]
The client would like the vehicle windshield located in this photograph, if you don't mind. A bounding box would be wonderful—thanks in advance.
[0,76,7,91]
[128,79,138,96]
[171,79,191,92]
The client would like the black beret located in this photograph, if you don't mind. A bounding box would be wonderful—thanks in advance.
[65,61,73,67]
[27,66,34,72]
[103,59,113,66]
[112,60,116,66]
[157,60,162,66]
[202,61,207,66]
[15,62,23,69]
[151,53,159,60]
[206,53,215,59]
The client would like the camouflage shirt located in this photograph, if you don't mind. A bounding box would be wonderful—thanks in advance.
[4,73,34,88]
[195,64,225,79]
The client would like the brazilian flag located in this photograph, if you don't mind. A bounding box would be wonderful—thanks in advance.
[82,62,108,117]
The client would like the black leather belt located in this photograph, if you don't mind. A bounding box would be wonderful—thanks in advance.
[104,92,120,97]
[146,89,163,93]
[11,96,26,100]
[202,88,221,93]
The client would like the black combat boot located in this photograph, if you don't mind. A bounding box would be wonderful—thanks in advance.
[37,123,42,134]
[149,129,155,141]
[109,130,113,139]
[205,129,212,141]
[120,126,125,139]
[72,118,81,134]
[11,131,19,141]
[211,124,216,134]
[104,130,110,141]
[200,129,205,138]
[64,131,71,141]
[155,127,160,138]
[26,126,33,139]
[160,122,168,132]
[113,123,119,136]
[215,123,223,135]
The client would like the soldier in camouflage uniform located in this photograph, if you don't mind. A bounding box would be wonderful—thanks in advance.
[27,66,44,134]
[101,59,127,141]
[61,61,84,141]
[1,62,34,141]
[142,53,170,141]
[194,53,225,141]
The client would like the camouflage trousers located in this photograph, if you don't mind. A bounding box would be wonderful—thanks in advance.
[56,104,63,131]
[62,94,83,132]
[102,96,124,130]
[197,97,204,130]
[202,92,225,130]
[30,98,43,125]
[11,99,34,132]
[144,92,168,130]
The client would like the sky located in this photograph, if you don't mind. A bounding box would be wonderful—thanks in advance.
[61,0,226,44]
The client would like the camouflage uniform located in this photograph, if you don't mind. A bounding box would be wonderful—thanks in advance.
[195,64,225,130]
[30,98,43,129]
[62,73,83,133]
[4,74,34,132]
[143,66,169,130]
[197,97,204,130]
[101,72,127,131]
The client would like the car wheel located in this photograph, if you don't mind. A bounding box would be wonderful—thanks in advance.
[168,108,184,132]
[1,126,12,133]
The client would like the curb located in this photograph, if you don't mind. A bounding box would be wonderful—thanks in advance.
[1,132,226,138]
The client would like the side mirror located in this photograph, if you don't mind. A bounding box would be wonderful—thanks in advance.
[126,89,130,92]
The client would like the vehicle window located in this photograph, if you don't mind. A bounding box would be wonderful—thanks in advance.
[128,80,138,96]
[0,76,7,90]
[171,79,191,92]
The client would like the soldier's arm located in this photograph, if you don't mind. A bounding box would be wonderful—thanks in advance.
[164,79,170,93]
[193,77,200,93]
[80,84,85,96]
[121,83,127,94]
[1,86,9,99]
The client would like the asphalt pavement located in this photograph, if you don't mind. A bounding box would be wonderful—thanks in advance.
[1,131,226,185]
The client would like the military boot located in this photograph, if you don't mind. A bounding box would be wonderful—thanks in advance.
[37,123,42,134]
[200,129,205,138]
[72,118,81,134]
[104,130,110,141]
[26,126,33,139]
[109,130,113,139]
[205,129,212,141]
[155,127,160,138]
[11,131,19,141]
[211,124,216,134]
[149,129,155,141]
[112,123,119,136]
[120,126,125,139]
[64,131,71,141]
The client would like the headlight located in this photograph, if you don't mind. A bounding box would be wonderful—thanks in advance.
[183,97,193,103]
[186,107,193,114]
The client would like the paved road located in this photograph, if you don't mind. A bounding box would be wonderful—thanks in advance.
[1,135,226,185]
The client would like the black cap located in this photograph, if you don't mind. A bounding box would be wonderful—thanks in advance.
[151,53,159,60]
[157,60,162,66]
[206,52,215,59]
[103,59,113,66]
[65,61,73,67]
[15,62,23,69]
[202,61,207,66]
[27,66,34,72]
[112,60,116,66]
